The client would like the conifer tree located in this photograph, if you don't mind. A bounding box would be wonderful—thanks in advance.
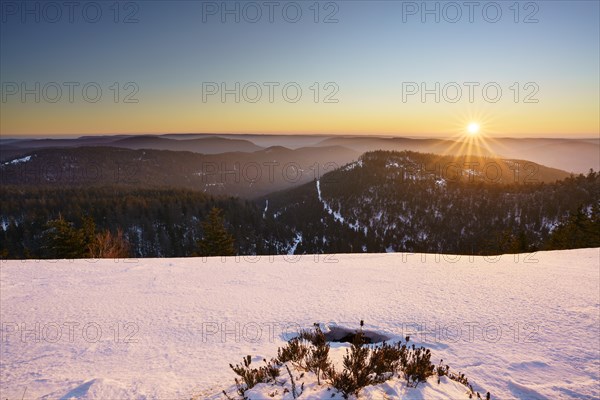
[548,205,600,249]
[42,215,86,258]
[197,207,236,256]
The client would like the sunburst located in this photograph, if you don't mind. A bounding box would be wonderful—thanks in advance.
[440,109,501,159]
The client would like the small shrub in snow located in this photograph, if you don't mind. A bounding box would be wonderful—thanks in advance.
[229,355,279,397]
[436,359,449,384]
[224,323,489,399]
[276,325,331,385]
[276,338,309,369]
[368,341,403,383]
[436,359,491,400]
[329,329,372,398]
[304,325,332,385]
[328,369,358,399]
[401,344,435,387]
[297,327,319,344]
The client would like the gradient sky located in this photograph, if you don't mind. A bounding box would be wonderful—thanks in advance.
[1,0,599,138]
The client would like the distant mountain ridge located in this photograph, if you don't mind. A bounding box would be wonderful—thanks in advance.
[1,135,263,156]
[0,145,360,198]
[110,135,264,154]
[2,134,598,173]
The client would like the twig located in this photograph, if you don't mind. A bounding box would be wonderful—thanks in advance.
[285,364,298,399]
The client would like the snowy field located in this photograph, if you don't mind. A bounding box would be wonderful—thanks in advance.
[1,249,599,399]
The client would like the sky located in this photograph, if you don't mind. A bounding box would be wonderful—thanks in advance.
[1,0,599,138]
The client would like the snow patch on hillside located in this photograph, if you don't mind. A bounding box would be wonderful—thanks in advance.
[342,160,363,171]
[3,155,32,165]
[316,180,362,232]
[288,232,303,255]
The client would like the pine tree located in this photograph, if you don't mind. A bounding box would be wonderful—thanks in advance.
[81,215,97,253]
[42,215,87,258]
[548,205,600,249]
[196,207,236,256]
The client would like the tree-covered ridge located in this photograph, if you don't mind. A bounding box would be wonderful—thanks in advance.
[0,145,359,198]
[265,151,599,255]
[1,151,598,259]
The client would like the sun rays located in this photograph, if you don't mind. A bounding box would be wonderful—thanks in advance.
[437,109,509,160]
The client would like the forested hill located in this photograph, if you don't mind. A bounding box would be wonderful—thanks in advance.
[0,145,358,198]
[1,151,597,258]
[263,151,599,255]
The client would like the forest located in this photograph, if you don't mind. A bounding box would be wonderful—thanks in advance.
[1,151,598,258]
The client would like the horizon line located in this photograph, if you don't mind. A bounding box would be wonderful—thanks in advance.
[2,132,599,141]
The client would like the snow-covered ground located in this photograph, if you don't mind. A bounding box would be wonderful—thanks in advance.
[1,249,599,399]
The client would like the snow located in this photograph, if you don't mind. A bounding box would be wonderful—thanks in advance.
[542,218,560,233]
[1,249,599,399]
[288,232,303,255]
[3,155,31,165]
[316,180,323,202]
[316,180,361,232]
[342,160,363,171]
[240,374,470,400]
[316,180,346,224]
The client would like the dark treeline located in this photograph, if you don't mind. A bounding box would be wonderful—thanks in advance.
[0,186,292,258]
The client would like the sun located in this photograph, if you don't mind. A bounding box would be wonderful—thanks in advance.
[444,112,495,158]
[467,122,480,136]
